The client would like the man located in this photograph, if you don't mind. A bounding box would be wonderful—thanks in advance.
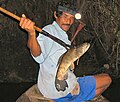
[19,0,112,101]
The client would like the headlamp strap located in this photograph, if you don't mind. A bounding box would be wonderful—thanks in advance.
[41,30,71,50]
[71,23,85,43]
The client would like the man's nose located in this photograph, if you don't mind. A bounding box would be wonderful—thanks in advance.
[65,18,71,24]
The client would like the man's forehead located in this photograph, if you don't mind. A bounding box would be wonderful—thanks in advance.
[62,12,74,17]
[57,5,76,16]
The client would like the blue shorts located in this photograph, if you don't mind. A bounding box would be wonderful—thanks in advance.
[53,76,96,102]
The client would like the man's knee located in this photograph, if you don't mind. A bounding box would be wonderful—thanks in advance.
[94,73,112,88]
[105,73,112,85]
[95,73,112,96]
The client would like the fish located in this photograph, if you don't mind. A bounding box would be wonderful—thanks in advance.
[56,42,90,80]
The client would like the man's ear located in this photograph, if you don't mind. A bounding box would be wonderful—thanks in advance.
[54,11,58,19]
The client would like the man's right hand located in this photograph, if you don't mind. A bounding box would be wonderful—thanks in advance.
[19,14,41,57]
[19,14,35,35]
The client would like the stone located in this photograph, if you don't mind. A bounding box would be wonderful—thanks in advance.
[16,84,53,102]
[89,95,110,102]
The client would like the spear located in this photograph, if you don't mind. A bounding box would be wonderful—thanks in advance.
[0,6,71,49]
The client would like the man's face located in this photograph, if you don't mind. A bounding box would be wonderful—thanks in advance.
[55,12,75,32]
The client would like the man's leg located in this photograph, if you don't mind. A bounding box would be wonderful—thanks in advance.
[94,73,112,96]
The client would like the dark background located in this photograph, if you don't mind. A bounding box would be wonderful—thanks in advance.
[0,0,120,102]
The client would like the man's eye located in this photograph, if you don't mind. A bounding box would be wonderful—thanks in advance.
[63,15,67,18]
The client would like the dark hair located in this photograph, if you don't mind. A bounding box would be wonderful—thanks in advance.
[56,0,77,17]
[55,11,63,17]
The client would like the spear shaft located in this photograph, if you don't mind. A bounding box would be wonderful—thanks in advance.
[0,7,71,49]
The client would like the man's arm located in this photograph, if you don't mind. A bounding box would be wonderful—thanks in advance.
[27,32,41,57]
[19,14,41,57]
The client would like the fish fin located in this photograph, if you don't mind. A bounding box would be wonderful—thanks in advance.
[69,63,75,71]
[57,53,65,67]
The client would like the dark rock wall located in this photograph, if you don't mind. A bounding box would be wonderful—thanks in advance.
[74,0,120,77]
[0,0,120,82]
[0,0,56,82]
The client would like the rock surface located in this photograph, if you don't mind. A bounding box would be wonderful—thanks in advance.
[16,84,53,102]
[16,84,110,102]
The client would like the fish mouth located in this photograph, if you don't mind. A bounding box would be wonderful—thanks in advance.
[84,43,90,52]
[76,42,90,56]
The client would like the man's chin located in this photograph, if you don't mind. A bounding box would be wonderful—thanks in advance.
[62,27,70,32]
[63,29,69,32]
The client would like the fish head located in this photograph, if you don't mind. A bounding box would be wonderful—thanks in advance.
[76,42,90,57]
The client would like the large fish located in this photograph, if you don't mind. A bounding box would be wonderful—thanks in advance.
[56,42,90,80]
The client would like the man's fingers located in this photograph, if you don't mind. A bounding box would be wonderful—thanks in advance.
[24,20,35,29]
[19,14,26,26]
[19,14,35,33]
[20,18,28,28]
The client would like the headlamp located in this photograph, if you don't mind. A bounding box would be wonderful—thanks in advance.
[58,5,81,20]
[75,13,81,19]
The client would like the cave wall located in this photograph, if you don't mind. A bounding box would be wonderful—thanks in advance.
[0,0,57,82]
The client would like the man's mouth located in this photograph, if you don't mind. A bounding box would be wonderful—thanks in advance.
[64,24,70,26]
[63,24,70,28]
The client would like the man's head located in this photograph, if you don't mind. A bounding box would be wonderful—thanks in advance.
[54,0,80,32]
[56,0,77,17]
